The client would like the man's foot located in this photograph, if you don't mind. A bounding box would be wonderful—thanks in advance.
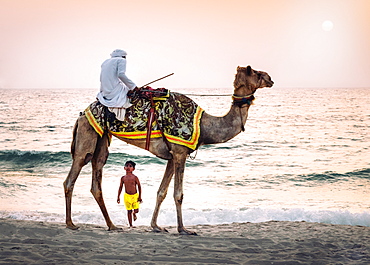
[133,213,137,221]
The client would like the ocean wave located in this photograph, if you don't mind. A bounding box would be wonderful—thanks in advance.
[0,150,71,172]
[1,207,369,227]
[1,150,369,183]
[294,168,370,183]
[210,168,370,188]
[0,150,167,173]
[108,153,166,167]
[0,149,205,170]
[0,179,27,189]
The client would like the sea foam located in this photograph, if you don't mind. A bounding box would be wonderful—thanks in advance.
[1,207,369,227]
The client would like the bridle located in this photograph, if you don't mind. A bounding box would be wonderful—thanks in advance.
[232,94,255,107]
[231,71,271,132]
[232,93,255,132]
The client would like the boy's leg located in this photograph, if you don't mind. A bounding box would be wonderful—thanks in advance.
[127,210,133,227]
[133,209,139,221]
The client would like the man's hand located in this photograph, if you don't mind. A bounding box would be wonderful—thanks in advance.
[117,198,120,204]
[127,87,140,98]
[133,86,141,95]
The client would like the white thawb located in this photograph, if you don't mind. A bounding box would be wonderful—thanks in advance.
[97,49,136,121]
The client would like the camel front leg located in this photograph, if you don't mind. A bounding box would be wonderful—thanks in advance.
[151,159,175,232]
[173,153,197,235]
[91,133,118,231]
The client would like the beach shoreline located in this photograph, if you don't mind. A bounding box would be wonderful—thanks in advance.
[1,218,369,264]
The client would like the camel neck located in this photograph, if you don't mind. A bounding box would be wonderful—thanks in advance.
[199,103,251,146]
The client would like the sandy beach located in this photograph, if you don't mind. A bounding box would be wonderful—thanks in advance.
[0,219,369,264]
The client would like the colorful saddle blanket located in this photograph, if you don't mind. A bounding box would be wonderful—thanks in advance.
[85,92,204,150]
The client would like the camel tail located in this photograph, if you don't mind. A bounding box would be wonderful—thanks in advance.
[70,119,78,159]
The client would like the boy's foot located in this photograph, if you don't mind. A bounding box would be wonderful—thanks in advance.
[133,213,137,221]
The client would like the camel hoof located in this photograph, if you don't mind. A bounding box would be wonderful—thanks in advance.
[179,229,198,236]
[152,227,168,233]
[108,225,122,231]
[66,224,80,230]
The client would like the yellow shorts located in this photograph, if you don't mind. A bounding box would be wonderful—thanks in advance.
[124,193,139,211]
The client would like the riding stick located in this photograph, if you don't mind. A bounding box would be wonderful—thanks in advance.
[139,73,174,88]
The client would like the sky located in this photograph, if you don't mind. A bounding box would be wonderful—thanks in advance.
[0,0,369,89]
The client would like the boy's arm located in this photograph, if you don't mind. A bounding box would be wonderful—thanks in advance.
[117,177,124,204]
[136,176,142,202]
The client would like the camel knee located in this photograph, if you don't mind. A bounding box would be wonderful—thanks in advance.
[64,158,86,196]
[90,187,102,199]
[63,178,76,196]
[157,191,167,200]
[157,189,168,202]
[174,192,183,205]
[91,189,103,203]
[63,182,71,196]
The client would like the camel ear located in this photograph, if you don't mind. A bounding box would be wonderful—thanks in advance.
[237,66,241,71]
[246,65,253,75]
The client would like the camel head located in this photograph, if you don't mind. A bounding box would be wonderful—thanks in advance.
[233,66,274,96]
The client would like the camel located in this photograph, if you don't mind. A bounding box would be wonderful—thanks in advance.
[63,65,274,234]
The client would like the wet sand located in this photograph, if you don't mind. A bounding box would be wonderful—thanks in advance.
[1,218,369,264]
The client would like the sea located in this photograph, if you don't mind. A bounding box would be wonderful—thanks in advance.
[0,87,369,228]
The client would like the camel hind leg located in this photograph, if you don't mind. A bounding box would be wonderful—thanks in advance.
[90,132,119,231]
[63,116,98,229]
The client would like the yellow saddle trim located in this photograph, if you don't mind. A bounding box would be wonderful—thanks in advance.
[85,104,203,150]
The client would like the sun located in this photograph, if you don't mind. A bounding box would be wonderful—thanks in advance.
[322,20,334,31]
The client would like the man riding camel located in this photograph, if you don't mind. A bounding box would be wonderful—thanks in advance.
[97,49,139,121]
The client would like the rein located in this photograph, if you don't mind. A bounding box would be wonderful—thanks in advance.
[232,94,255,132]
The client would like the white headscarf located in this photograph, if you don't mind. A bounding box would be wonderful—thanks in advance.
[110,49,127,57]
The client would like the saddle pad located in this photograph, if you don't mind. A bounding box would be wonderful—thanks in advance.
[85,92,204,150]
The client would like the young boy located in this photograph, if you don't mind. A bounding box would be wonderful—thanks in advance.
[117,161,142,227]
